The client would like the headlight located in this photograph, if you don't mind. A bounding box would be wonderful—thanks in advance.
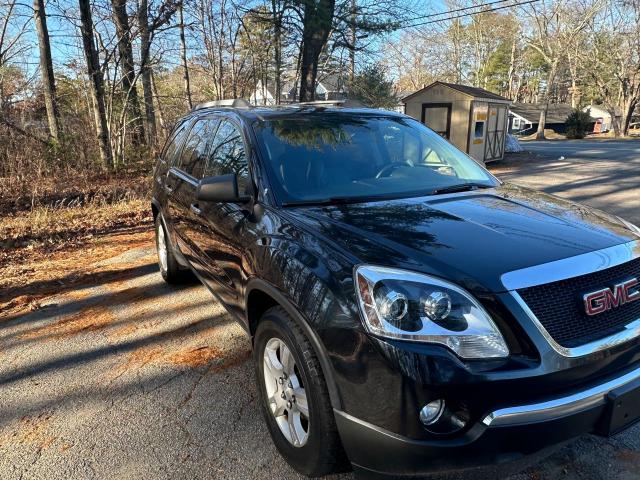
[354,265,509,359]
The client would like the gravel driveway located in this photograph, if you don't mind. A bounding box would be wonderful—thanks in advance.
[490,139,640,224]
[2,140,640,479]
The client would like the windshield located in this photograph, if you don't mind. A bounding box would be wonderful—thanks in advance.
[254,112,499,205]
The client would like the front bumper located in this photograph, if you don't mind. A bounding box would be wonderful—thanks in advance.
[335,364,640,477]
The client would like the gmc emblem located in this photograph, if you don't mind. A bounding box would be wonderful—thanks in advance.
[583,278,640,316]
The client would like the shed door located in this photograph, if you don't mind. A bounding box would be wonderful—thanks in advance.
[484,104,507,161]
[421,103,452,139]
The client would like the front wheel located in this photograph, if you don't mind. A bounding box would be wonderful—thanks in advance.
[254,307,347,477]
[155,216,185,284]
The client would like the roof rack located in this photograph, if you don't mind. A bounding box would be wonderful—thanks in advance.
[293,99,366,108]
[193,99,252,110]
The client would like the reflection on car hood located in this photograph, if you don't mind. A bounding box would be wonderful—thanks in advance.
[285,184,638,293]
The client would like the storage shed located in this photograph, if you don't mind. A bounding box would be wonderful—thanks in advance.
[402,82,511,164]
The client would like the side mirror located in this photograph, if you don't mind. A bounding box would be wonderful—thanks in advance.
[197,174,251,203]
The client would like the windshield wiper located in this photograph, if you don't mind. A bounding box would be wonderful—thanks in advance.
[282,194,395,207]
[431,183,493,195]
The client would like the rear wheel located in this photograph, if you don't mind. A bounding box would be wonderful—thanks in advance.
[155,216,184,284]
[254,307,347,477]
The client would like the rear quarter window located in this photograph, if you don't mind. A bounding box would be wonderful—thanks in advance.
[162,119,192,165]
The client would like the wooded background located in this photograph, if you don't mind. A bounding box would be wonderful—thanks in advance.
[1,0,640,185]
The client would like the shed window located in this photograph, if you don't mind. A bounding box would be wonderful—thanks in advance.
[474,121,485,138]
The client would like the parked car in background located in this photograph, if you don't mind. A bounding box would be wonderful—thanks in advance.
[151,100,640,478]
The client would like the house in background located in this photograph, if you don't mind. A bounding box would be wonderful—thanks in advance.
[249,74,346,105]
[508,103,577,135]
[315,74,347,101]
[585,104,620,133]
[250,79,297,106]
[393,91,414,113]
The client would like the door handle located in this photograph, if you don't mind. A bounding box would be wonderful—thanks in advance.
[190,203,202,215]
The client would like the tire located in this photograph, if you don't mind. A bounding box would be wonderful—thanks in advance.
[155,215,185,284]
[254,306,348,477]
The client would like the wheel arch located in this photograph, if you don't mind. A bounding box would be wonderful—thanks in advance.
[245,279,343,410]
[151,197,161,219]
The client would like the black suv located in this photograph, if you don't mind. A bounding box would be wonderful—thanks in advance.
[151,101,640,478]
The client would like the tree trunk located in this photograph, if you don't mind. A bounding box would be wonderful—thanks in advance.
[349,0,356,83]
[150,71,166,134]
[298,0,335,102]
[137,0,156,145]
[111,0,145,146]
[536,62,558,140]
[78,0,113,168]
[507,38,517,100]
[570,81,579,109]
[33,0,60,142]
[271,0,282,104]
[620,100,637,137]
[178,3,192,109]
[536,105,548,140]
[217,4,225,99]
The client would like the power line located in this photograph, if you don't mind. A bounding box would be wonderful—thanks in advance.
[401,0,538,29]
[406,0,517,22]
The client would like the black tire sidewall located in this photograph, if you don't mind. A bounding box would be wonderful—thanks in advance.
[254,314,329,475]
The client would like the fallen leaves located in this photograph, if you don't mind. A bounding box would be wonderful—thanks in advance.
[0,229,154,319]
[0,411,57,451]
[168,346,222,368]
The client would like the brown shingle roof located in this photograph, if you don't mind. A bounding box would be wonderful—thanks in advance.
[402,81,510,102]
[509,103,575,124]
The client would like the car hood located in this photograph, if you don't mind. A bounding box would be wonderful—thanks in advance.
[284,184,638,293]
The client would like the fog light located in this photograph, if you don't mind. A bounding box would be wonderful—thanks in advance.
[419,399,445,426]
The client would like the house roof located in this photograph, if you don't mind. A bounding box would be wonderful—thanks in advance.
[509,103,575,124]
[402,81,510,103]
[253,74,345,99]
[253,79,296,98]
[317,73,345,92]
[586,104,621,118]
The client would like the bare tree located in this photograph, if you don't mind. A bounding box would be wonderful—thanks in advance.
[79,0,114,168]
[111,0,145,145]
[179,1,192,107]
[584,0,640,136]
[525,0,599,139]
[0,0,31,121]
[137,0,179,145]
[33,0,60,142]
[270,0,287,103]
[137,0,156,143]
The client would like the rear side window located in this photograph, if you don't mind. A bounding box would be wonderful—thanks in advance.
[176,117,219,177]
[203,120,249,191]
[163,119,192,164]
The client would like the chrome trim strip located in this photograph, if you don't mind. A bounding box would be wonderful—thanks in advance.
[483,364,640,427]
[511,290,640,357]
[501,241,640,291]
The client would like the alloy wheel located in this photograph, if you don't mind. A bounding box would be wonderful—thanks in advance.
[157,222,168,273]
[263,337,310,447]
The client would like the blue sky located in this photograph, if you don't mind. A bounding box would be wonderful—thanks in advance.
[10,0,452,76]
